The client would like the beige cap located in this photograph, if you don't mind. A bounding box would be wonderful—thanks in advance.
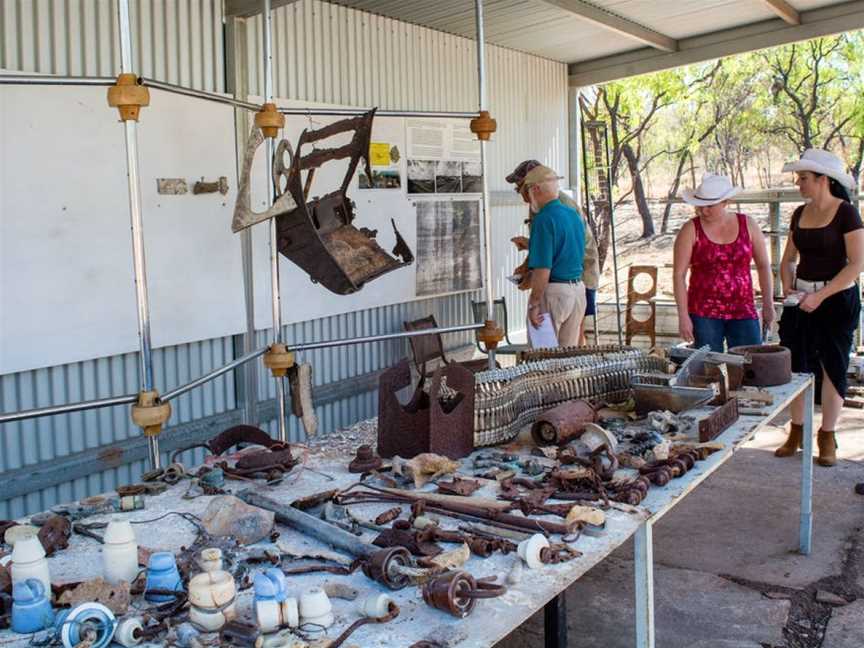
[522,165,563,189]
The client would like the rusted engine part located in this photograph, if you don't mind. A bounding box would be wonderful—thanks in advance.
[422,571,506,618]
[625,265,658,348]
[530,400,597,446]
[516,345,639,364]
[559,446,619,481]
[328,600,400,648]
[638,449,701,488]
[349,445,383,473]
[698,397,739,442]
[378,359,474,460]
[728,345,792,387]
[436,476,482,497]
[474,350,668,447]
[238,490,414,590]
[279,111,412,294]
[288,362,318,438]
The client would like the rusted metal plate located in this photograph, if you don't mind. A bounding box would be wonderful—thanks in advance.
[632,382,715,416]
[698,398,740,442]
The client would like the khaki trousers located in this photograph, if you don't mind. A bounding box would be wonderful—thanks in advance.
[529,282,586,348]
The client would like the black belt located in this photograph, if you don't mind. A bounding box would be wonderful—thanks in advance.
[549,278,582,284]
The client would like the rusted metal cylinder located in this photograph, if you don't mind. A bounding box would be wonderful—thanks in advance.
[728,345,791,387]
[530,400,596,446]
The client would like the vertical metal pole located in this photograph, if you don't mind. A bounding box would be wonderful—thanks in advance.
[799,377,814,555]
[579,116,600,345]
[117,0,159,470]
[226,17,259,426]
[543,593,568,648]
[261,0,288,442]
[604,126,624,346]
[474,0,496,370]
[770,201,782,300]
[634,520,655,648]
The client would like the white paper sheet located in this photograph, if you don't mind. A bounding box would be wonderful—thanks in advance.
[528,314,558,348]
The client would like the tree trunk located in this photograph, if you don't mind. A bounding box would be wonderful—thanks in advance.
[586,127,612,273]
[662,149,689,234]
[622,143,654,238]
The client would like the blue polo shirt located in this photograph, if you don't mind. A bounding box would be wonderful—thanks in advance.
[528,199,585,281]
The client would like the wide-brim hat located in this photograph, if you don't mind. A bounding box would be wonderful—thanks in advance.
[782,148,855,190]
[522,164,563,189]
[682,173,741,206]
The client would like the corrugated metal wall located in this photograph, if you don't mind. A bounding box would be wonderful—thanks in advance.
[0,0,568,518]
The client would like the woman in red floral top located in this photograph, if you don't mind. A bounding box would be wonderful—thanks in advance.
[673,174,774,352]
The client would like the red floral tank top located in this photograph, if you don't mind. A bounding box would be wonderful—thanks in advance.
[687,213,757,320]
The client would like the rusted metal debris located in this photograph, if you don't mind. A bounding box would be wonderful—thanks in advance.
[37,515,71,556]
[631,380,715,416]
[728,345,792,387]
[207,425,281,456]
[436,476,482,497]
[374,507,402,526]
[232,110,413,295]
[349,444,383,473]
[698,397,740,442]
[421,571,506,618]
[530,400,597,446]
[377,359,474,460]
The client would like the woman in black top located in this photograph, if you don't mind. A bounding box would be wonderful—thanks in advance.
[775,149,864,467]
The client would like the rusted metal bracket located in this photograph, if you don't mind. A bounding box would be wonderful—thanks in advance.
[698,397,739,442]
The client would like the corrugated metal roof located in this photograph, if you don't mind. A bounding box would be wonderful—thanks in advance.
[322,0,857,63]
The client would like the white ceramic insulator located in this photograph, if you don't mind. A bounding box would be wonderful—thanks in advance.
[517,534,549,570]
[114,617,144,646]
[10,535,51,594]
[282,597,299,628]
[256,599,282,634]
[103,520,139,585]
[358,593,393,619]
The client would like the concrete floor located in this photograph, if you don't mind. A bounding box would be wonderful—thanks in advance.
[496,407,864,648]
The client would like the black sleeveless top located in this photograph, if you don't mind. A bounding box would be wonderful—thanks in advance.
[791,202,863,281]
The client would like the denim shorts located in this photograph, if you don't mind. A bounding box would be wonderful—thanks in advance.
[690,315,761,353]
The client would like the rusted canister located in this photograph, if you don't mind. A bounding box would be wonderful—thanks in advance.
[530,400,596,446]
[728,345,791,387]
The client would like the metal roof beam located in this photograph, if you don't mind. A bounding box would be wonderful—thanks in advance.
[569,0,864,86]
[225,0,298,18]
[759,0,801,25]
[540,0,678,52]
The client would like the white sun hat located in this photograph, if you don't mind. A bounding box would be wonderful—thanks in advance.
[782,148,855,190]
[682,173,741,206]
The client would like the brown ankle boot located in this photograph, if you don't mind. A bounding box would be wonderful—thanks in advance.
[816,429,837,467]
[775,423,803,457]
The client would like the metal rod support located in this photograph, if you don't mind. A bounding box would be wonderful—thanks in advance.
[260,0,289,444]
[634,520,655,647]
[0,395,139,425]
[287,323,484,353]
[0,74,114,86]
[799,377,814,555]
[162,345,269,402]
[139,78,479,118]
[117,0,160,470]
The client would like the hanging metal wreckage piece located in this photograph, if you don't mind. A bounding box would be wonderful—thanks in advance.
[232,109,413,295]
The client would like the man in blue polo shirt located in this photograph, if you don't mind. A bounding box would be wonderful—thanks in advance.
[523,165,586,346]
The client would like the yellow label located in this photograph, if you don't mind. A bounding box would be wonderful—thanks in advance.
[370,142,391,166]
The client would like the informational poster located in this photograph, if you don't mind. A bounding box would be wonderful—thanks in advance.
[406,119,482,195]
[415,200,482,296]
[358,118,404,190]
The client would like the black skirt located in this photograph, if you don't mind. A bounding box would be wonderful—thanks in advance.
[778,285,861,401]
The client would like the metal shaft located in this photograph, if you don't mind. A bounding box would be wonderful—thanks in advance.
[117,0,160,470]
[260,0,288,443]
[474,0,498,371]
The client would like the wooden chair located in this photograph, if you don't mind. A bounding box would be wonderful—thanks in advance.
[471,298,528,356]
[403,315,493,377]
